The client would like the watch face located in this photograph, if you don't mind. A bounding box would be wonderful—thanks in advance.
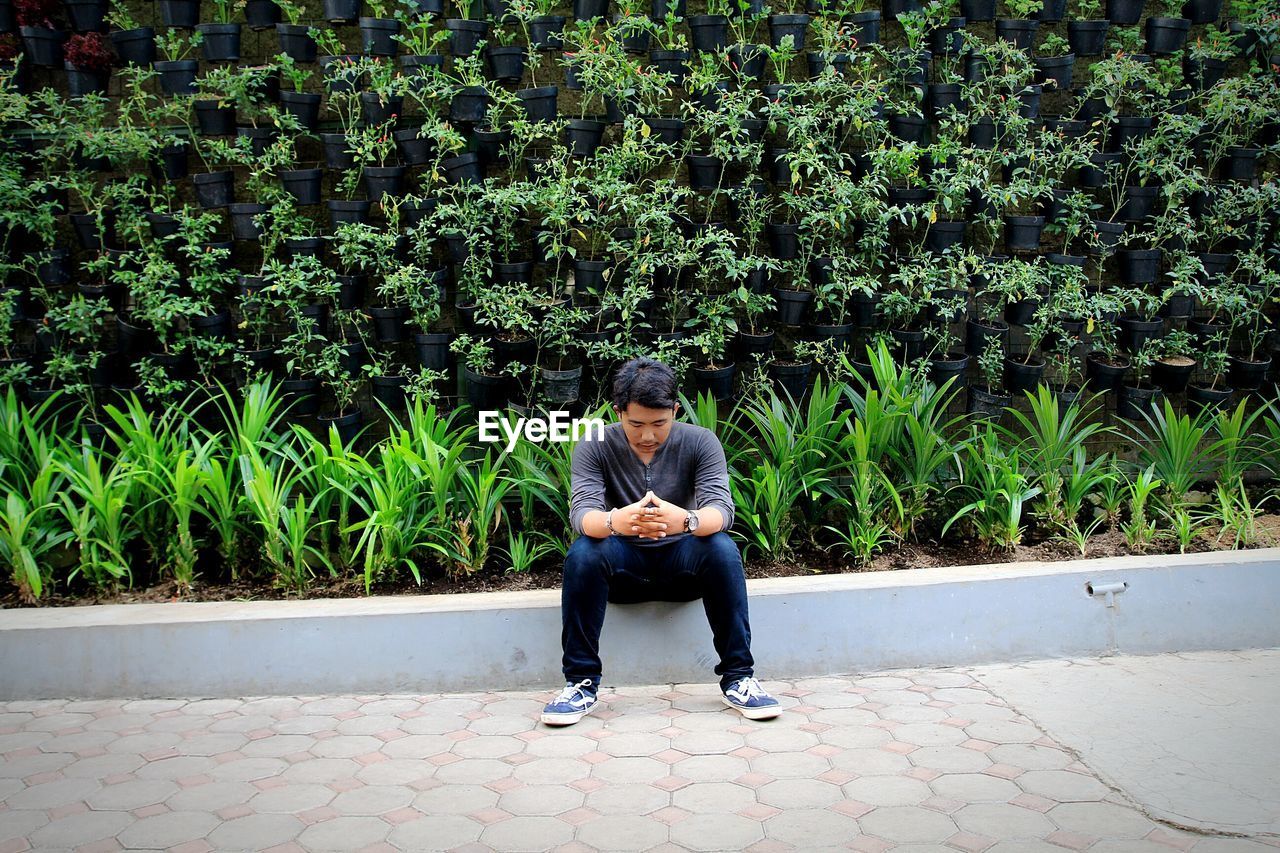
[687,512,698,531]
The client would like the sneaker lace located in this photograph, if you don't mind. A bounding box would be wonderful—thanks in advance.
[733,677,766,699]
[555,679,595,703]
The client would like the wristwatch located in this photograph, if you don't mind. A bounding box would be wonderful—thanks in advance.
[684,510,700,533]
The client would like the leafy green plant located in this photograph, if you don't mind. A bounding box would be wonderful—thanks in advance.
[1003,387,1108,529]
[943,425,1040,551]
[1122,465,1162,551]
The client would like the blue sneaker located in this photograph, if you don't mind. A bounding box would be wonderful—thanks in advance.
[722,677,782,720]
[541,679,599,726]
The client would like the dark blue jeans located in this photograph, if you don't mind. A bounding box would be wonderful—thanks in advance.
[560,531,754,693]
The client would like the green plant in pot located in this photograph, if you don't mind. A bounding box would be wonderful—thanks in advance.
[33,292,111,414]
[536,302,591,403]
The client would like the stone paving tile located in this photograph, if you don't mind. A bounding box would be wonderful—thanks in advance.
[2,657,1274,852]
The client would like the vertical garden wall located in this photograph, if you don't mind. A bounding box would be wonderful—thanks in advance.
[0,0,1277,438]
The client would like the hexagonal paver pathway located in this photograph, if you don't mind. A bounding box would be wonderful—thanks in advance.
[1,651,1273,851]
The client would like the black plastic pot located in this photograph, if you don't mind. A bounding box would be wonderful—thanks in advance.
[236,126,278,158]
[445,18,488,56]
[1085,352,1129,394]
[926,83,962,120]
[414,332,452,372]
[887,112,929,143]
[356,92,400,127]
[967,385,1011,419]
[929,16,966,55]
[323,0,361,21]
[574,0,608,16]
[158,0,199,27]
[449,85,488,124]
[64,0,106,30]
[318,132,353,170]
[995,18,1038,50]
[326,199,372,228]
[687,14,727,52]
[154,59,198,95]
[1222,147,1260,181]
[1091,219,1125,256]
[1106,0,1144,24]
[1117,249,1162,285]
[644,116,684,146]
[925,220,966,254]
[111,27,155,66]
[965,318,1008,356]
[280,90,321,130]
[768,13,809,49]
[1228,355,1271,392]
[649,48,689,84]
[686,154,724,190]
[245,0,280,27]
[1187,382,1233,411]
[1146,17,1190,54]
[768,361,811,402]
[359,16,399,55]
[565,118,605,158]
[440,151,481,184]
[929,353,970,389]
[1004,355,1046,394]
[528,14,564,48]
[485,44,525,81]
[317,408,364,446]
[363,165,406,203]
[193,170,234,208]
[727,43,766,80]
[285,237,325,263]
[1118,383,1162,419]
[1004,215,1045,252]
[1035,53,1074,90]
[1184,56,1227,90]
[765,222,799,260]
[847,9,881,43]
[734,330,775,362]
[518,86,558,122]
[197,23,241,61]
[1118,315,1164,352]
[1182,0,1221,23]
[1151,357,1196,394]
[368,305,407,343]
[538,365,582,403]
[64,64,109,97]
[692,363,736,401]
[1067,19,1108,55]
[275,24,316,62]
[954,0,993,19]
[228,202,266,241]
[773,288,812,326]
[1117,185,1160,222]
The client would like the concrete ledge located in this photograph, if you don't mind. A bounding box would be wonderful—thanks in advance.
[3,548,1279,699]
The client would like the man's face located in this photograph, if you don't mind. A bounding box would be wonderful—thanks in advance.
[615,402,680,454]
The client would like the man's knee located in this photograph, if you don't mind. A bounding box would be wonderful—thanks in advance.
[564,535,612,583]
[692,532,744,573]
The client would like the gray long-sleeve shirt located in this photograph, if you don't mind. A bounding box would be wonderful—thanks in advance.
[568,420,736,547]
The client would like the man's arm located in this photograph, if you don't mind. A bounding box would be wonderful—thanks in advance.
[569,438,611,539]
[691,430,735,536]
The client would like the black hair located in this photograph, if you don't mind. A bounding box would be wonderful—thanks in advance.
[612,357,678,411]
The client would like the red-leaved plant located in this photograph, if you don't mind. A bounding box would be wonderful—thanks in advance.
[14,0,60,27]
[0,33,19,62]
[64,31,112,72]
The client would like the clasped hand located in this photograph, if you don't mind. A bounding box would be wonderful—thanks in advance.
[618,490,684,540]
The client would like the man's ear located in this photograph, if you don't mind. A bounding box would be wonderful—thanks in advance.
[672,402,680,418]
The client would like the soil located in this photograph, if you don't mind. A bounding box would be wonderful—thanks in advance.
[6,515,1276,610]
